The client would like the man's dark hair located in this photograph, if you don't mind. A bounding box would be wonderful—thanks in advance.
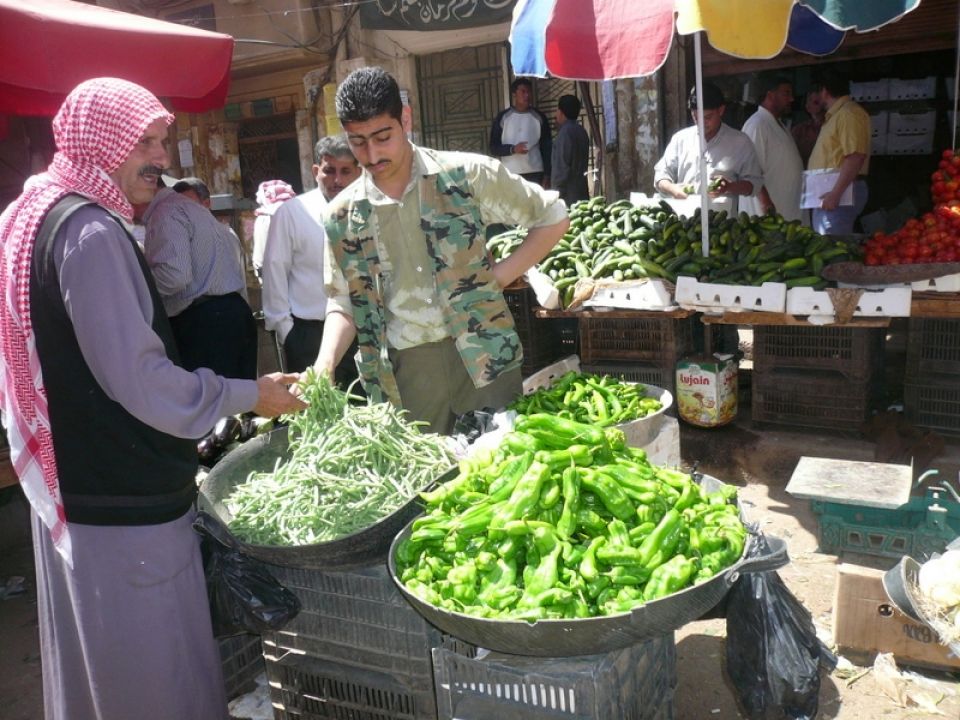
[557,94,582,120]
[688,82,725,111]
[172,177,210,202]
[314,135,356,164]
[756,73,792,103]
[813,69,849,98]
[510,77,533,95]
[335,67,403,124]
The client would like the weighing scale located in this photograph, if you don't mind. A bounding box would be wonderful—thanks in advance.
[786,457,960,561]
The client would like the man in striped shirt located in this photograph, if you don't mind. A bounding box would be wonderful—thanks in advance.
[144,176,257,379]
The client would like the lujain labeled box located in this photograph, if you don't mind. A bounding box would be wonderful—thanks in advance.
[833,562,960,671]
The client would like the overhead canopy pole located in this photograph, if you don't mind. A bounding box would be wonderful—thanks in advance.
[694,32,710,258]
[953,11,960,150]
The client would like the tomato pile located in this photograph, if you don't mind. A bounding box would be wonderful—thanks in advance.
[864,149,960,266]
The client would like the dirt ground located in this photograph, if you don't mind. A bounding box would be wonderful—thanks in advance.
[1,409,959,719]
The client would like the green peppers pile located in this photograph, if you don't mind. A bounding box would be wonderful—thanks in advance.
[487,198,860,308]
[509,370,662,426]
[395,414,748,620]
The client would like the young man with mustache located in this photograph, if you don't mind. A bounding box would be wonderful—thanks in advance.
[313,67,569,434]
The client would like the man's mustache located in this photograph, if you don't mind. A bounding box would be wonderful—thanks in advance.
[138,165,165,178]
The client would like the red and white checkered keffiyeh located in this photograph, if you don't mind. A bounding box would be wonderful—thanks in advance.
[0,78,173,565]
[254,179,296,215]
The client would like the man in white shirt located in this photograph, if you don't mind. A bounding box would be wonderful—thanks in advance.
[490,78,552,185]
[653,82,762,216]
[741,74,804,221]
[262,136,362,375]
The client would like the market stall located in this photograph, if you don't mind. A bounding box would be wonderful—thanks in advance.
[197,369,795,718]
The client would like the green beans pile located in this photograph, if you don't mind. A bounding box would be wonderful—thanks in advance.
[226,372,455,546]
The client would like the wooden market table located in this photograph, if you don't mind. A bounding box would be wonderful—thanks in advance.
[534,307,696,320]
[910,292,960,318]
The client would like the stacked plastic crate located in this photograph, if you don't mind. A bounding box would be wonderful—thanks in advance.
[504,283,572,377]
[432,634,677,720]
[751,326,885,430]
[218,633,265,701]
[578,315,699,397]
[903,318,960,436]
[260,563,450,719]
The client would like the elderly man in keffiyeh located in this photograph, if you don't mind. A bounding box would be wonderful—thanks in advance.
[0,77,305,720]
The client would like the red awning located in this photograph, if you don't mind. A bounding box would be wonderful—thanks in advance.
[0,0,234,116]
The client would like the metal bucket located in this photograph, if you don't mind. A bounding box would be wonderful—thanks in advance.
[198,426,452,570]
[387,476,788,657]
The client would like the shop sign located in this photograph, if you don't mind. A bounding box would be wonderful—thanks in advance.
[360,0,516,31]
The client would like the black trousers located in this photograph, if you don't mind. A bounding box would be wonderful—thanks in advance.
[169,292,257,380]
[283,316,361,391]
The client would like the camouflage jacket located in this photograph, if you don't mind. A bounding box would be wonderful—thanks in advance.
[325,148,521,405]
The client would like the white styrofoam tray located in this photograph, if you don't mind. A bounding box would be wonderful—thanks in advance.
[910,273,960,293]
[786,286,912,318]
[675,275,786,314]
[583,279,676,311]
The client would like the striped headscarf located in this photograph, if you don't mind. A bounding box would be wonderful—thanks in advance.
[255,179,296,216]
[0,78,174,565]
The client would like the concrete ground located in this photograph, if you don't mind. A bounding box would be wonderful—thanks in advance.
[2,372,959,718]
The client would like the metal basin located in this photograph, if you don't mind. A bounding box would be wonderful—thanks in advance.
[388,475,788,656]
[198,426,452,570]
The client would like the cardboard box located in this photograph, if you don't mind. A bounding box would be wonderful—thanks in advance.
[833,562,960,671]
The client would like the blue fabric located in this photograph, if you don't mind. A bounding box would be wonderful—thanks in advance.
[812,179,869,236]
[509,0,554,78]
[787,4,845,55]
[800,0,922,32]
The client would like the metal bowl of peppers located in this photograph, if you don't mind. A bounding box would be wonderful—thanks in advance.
[388,417,788,656]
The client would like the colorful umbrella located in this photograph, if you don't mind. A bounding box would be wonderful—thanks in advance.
[511,0,922,80]
[510,0,924,253]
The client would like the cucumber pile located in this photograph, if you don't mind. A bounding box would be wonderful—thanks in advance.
[488,197,861,308]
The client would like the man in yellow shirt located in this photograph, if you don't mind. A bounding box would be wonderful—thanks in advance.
[807,70,871,235]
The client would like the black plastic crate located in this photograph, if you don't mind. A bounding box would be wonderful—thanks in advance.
[752,367,881,431]
[752,326,884,381]
[433,634,676,720]
[581,361,676,398]
[266,652,437,720]
[505,285,566,374]
[905,318,960,379]
[219,633,264,701]
[579,316,696,365]
[904,375,960,437]
[261,563,445,683]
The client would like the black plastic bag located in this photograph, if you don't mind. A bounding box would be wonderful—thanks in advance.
[193,511,301,637]
[725,533,837,720]
[452,407,500,443]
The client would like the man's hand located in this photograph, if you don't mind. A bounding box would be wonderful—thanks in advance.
[820,191,841,211]
[253,372,307,417]
[513,142,529,155]
[709,177,752,198]
[657,180,687,199]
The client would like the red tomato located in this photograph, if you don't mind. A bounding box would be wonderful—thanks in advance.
[943,149,955,160]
